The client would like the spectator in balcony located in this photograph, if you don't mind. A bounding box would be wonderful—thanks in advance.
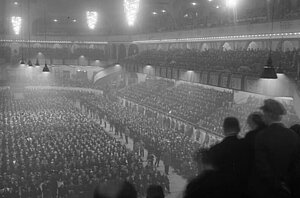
[184,143,243,198]
[249,99,300,198]
[244,112,267,169]
[206,117,245,197]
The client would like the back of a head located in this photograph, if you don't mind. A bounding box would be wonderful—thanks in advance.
[290,124,300,137]
[260,99,286,123]
[94,180,137,198]
[247,112,266,130]
[223,117,240,137]
[146,185,164,198]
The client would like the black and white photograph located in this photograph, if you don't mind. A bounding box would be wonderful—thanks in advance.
[0,0,300,198]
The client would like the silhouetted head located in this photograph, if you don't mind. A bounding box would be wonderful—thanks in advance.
[94,180,137,198]
[260,99,286,125]
[146,185,164,198]
[223,117,240,137]
[247,112,266,130]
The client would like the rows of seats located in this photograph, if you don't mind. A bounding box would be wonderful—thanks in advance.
[199,96,300,135]
[118,78,300,136]
[118,78,175,104]
[125,49,298,76]
[18,47,107,61]
[142,5,300,34]
[0,89,168,197]
[118,79,233,124]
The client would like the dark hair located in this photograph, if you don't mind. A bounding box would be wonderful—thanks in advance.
[247,112,266,129]
[290,124,300,137]
[223,117,240,134]
[146,185,164,198]
[94,181,137,198]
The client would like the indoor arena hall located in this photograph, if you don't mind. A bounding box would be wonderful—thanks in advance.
[1,0,300,198]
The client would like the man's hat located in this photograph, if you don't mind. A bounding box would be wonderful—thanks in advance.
[260,99,287,116]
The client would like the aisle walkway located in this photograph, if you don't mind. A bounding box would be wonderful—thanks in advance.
[99,121,187,198]
[76,102,188,198]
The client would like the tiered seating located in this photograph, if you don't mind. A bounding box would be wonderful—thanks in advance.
[200,96,300,135]
[118,78,175,104]
[125,49,299,76]
[18,47,107,61]
[119,80,232,124]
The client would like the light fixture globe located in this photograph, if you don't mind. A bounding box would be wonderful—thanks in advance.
[27,60,33,67]
[43,64,50,72]
[20,60,26,66]
[260,56,277,79]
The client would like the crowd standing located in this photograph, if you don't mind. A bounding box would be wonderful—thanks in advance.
[0,89,169,198]
[77,92,200,179]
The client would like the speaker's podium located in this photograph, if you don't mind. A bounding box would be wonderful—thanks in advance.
[10,83,25,99]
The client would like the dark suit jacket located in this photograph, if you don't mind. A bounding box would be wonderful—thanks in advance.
[208,135,248,193]
[184,170,243,198]
[243,126,266,178]
[253,123,300,198]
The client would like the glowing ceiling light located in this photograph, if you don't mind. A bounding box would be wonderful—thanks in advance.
[226,0,237,8]
[11,16,22,35]
[86,11,98,29]
[124,0,140,26]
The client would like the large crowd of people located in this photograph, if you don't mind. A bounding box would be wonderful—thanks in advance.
[118,78,300,136]
[77,91,200,179]
[119,79,232,124]
[0,89,169,198]
[0,72,300,197]
[199,95,300,135]
[124,49,299,76]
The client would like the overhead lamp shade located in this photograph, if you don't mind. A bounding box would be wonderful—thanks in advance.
[260,56,277,79]
[27,60,33,67]
[276,66,284,74]
[43,64,50,72]
[35,59,40,66]
[20,60,25,66]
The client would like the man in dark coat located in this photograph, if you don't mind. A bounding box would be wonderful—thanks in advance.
[249,99,300,198]
[243,112,267,191]
[207,117,246,197]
